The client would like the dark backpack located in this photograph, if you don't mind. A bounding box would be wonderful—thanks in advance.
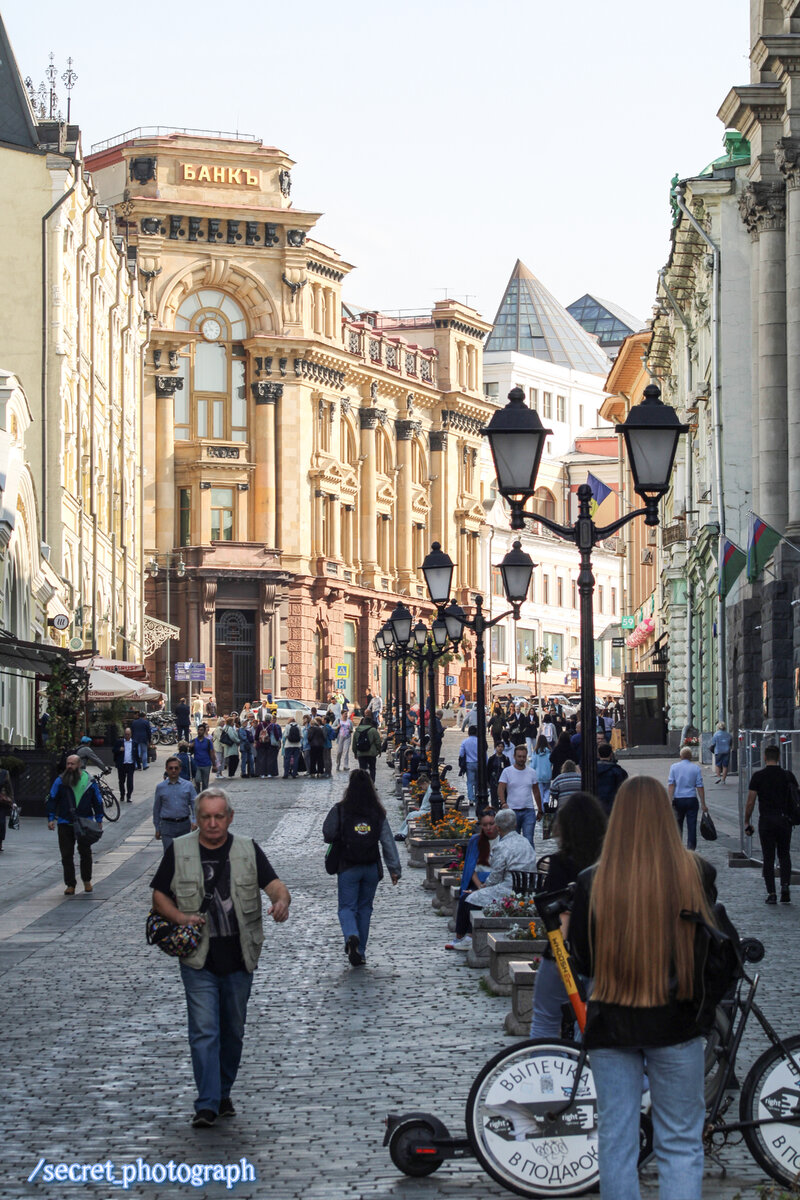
[682,901,742,1031]
[355,726,372,755]
[286,723,301,745]
[340,808,381,864]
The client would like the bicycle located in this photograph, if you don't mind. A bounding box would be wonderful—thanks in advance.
[385,887,800,1197]
[95,776,120,823]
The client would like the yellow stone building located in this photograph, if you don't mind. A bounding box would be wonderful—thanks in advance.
[87,131,492,708]
[0,25,146,668]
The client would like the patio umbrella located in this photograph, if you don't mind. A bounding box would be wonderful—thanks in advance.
[492,683,533,698]
[86,668,143,701]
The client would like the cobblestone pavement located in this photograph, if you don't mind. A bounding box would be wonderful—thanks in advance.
[0,740,797,1198]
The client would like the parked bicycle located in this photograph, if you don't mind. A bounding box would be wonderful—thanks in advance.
[385,886,800,1196]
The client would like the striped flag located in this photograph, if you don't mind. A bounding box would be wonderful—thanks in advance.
[746,514,781,582]
[718,538,746,598]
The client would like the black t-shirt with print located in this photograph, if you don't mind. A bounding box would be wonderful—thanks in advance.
[151,834,277,975]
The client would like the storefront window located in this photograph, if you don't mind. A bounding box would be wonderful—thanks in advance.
[544,631,562,665]
[491,625,507,661]
[343,620,357,704]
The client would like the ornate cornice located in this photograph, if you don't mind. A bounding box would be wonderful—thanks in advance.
[294,358,345,390]
[739,180,787,238]
[155,375,184,396]
[441,409,483,437]
[395,419,422,441]
[776,137,800,191]
[434,317,486,340]
[307,259,345,283]
[359,406,380,430]
[251,381,283,405]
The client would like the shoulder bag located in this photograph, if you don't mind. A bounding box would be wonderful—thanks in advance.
[69,786,103,845]
[146,837,232,958]
[324,806,343,876]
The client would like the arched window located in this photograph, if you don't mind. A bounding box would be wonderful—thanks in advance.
[172,290,248,443]
[532,487,556,522]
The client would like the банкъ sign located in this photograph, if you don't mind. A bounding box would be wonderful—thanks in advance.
[182,164,259,186]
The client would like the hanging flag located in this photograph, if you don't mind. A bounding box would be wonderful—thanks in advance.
[586,472,612,519]
[718,538,746,597]
[746,514,782,582]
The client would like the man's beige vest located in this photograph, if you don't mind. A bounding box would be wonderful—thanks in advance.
[172,832,265,972]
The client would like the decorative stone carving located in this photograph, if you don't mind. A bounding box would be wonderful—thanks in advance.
[340,397,351,414]
[237,482,249,491]
[739,181,787,238]
[282,272,306,299]
[348,330,361,354]
[287,229,306,247]
[207,446,240,458]
[264,223,280,247]
[168,215,184,240]
[377,409,389,426]
[385,344,398,369]
[279,358,288,376]
[251,381,283,404]
[405,353,417,375]
[429,430,448,452]
[776,137,800,191]
[245,221,261,246]
[129,157,157,184]
[406,392,415,414]
[199,481,212,490]
[370,381,378,400]
[168,350,179,369]
[188,216,203,242]
[420,359,432,382]
[227,220,242,244]
[396,419,423,440]
[155,375,184,397]
[207,218,222,243]
[152,349,162,368]
[294,358,345,389]
[441,409,482,437]
[140,216,163,236]
[359,406,380,430]
[279,169,292,198]
[202,580,217,621]
[307,259,345,282]
[369,339,381,362]
[260,582,277,620]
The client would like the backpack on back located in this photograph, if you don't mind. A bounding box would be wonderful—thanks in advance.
[355,726,372,755]
[340,808,381,864]
[286,722,301,745]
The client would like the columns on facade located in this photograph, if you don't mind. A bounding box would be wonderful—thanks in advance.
[251,381,281,546]
[429,430,447,552]
[359,406,379,587]
[741,181,788,529]
[155,376,182,552]
[778,139,800,536]
[329,493,341,561]
[313,488,324,559]
[396,419,419,588]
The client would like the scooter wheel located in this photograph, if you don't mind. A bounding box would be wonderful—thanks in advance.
[388,1118,444,1177]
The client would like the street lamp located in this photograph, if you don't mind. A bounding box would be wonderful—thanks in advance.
[484,384,687,794]
[421,540,535,813]
[388,602,413,761]
[146,551,186,712]
[407,619,453,822]
[421,542,455,607]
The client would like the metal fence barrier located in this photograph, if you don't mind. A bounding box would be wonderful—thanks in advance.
[736,728,798,859]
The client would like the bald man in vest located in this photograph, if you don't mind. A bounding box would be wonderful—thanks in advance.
[150,786,291,1127]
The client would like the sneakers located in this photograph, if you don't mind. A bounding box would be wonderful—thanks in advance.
[191,1109,217,1128]
[84,882,93,892]
[445,935,472,951]
[766,893,778,905]
[781,889,791,904]
[219,1097,236,1118]
[345,934,363,966]
[394,833,406,842]
[64,886,75,895]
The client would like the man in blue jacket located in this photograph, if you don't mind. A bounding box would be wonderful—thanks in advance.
[47,754,103,894]
[131,713,153,771]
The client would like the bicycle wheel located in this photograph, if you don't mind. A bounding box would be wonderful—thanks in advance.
[465,1039,600,1198]
[704,1005,731,1107]
[740,1032,800,1187]
[100,784,120,823]
[388,1118,445,1177]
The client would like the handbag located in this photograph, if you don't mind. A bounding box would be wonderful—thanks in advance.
[74,813,103,844]
[8,802,20,831]
[146,838,232,958]
[148,743,157,762]
[699,810,717,841]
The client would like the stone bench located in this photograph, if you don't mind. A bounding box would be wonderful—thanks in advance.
[432,871,461,913]
[504,961,538,1037]
[466,914,533,968]
[485,933,546,997]
[407,836,467,869]
[423,851,458,891]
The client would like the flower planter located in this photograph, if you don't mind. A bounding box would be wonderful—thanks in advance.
[466,914,534,968]
[485,933,546,996]
[423,851,459,891]
[407,836,468,869]
[504,961,538,1036]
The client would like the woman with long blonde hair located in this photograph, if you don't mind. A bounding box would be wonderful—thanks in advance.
[569,776,717,1200]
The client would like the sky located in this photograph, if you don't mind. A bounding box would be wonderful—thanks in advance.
[2,0,751,326]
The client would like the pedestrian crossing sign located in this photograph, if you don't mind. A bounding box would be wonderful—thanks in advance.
[335,663,349,679]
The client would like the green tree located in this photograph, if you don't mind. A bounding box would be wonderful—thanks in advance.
[527,646,553,710]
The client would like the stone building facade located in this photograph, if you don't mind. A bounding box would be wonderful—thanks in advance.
[86,132,492,710]
[0,20,146,668]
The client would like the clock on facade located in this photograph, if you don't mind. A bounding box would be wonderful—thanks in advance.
[200,317,222,341]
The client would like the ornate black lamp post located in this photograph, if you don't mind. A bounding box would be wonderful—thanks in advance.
[421,540,534,813]
[407,616,451,822]
[484,384,687,795]
[387,601,413,765]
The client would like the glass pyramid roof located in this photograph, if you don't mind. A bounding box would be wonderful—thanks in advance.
[566,293,645,349]
[485,261,610,375]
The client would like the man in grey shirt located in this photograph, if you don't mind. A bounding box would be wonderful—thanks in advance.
[153,756,198,852]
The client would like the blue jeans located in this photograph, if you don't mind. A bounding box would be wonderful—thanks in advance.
[337,863,379,955]
[530,957,569,1038]
[465,764,478,805]
[672,796,699,850]
[179,963,253,1114]
[135,741,149,770]
[512,806,536,846]
[591,1038,705,1200]
[239,743,255,777]
[283,747,300,777]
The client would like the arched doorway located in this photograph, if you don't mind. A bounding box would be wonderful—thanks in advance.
[214,609,255,714]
